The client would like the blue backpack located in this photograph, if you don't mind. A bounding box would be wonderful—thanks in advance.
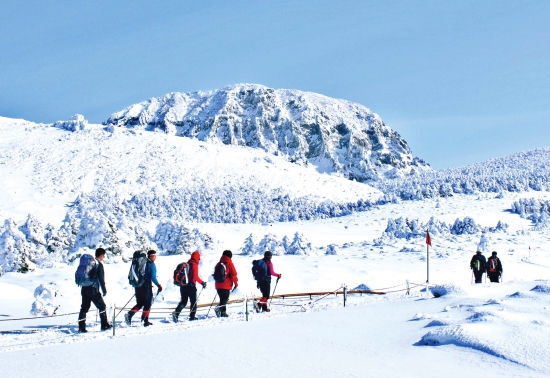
[252,259,267,281]
[75,254,98,287]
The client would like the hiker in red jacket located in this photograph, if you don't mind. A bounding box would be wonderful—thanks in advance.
[172,251,206,322]
[214,250,238,317]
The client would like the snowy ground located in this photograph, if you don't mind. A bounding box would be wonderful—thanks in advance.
[1,116,550,377]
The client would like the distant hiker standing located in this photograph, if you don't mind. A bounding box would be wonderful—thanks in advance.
[487,251,503,283]
[213,250,238,317]
[470,250,487,284]
[76,248,112,333]
[172,251,206,322]
[125,250,163,327]
[252,251,282,312]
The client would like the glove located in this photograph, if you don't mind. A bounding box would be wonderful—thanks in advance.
[232,284,238,292]
[157,284,163,293]
[102,290,107,297]
[278,274,282,279]
[201,282,207,289]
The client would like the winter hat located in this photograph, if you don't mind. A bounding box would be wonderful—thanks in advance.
[147,250,157,256]
[492,251,497,256]
[264,251,273,258]
[222,250,233,258]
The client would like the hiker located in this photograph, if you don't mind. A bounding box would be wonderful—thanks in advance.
[254,251,282,312]
[213,250,238,317]
[470,250,487,284]
[125,250,162,327]
[77,248,112,333]
[487,251,503,283]
[172,251,206,322]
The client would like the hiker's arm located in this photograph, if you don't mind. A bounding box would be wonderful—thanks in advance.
[268,261,279,277]
[150,263,160,287]
[98,263,107,295]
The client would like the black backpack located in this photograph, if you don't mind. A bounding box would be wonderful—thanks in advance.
[128,251,148,287]
[173,262,189,286]
[213,262,227,283]
[251,259,266,281]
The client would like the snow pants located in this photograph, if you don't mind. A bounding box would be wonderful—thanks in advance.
[217,289,230,313]
[175,285,197,318]
[130,284,153,319]
[78,286,107,328]
[473,270,484,284]
[488,273,500,283]
[258,280,271,302]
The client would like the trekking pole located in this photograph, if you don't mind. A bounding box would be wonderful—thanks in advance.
[112,303,116,337]
[114,294,135,320]
[191,286,205,316]
[269,277,280,305]
[471,271,473,285]
[206,292,217,318]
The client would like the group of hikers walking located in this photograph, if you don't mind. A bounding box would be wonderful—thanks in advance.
[75,248,281,332]
[470,250,503,283]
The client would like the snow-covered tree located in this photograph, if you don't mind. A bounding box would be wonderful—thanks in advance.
[240,234,257,255]
[286,232,313,255]
[255,233,285,256]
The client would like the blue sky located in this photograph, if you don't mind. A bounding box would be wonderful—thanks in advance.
[1,0,549,169]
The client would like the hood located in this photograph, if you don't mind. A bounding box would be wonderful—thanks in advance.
[190,251,201,263]
[220,255,232,264]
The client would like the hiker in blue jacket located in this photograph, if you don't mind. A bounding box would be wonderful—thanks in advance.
[125,250,163,327]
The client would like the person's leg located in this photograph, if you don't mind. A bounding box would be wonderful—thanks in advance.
[218,289,230,317]
[126,287,144,324]
[474,271,483,283]
[89,288,110,330]
[189,286,198,320]
[259,280,271,311]
[142,284,154,326]
[173,285,189,322]
[78,287,92,332]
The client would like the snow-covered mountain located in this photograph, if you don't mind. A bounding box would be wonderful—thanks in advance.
[104,84,430,181]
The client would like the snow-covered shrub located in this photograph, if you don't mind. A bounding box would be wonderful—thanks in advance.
[430,284,465,297]
[450,217,479,235]
[353,284,371,290]
[325,244,339,255]
[239,234,257,255]
[53,114,89,132]
[30,283,60,316]
[154,221,213,255]
[511,197,550,227]
[255,233,285,256]
[0,216,56,273]
[476,232,490,253]
[285,232,313,255]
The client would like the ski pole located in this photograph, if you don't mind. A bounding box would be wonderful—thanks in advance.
[269,277,280,305]
[190,286,205,315]
[114,294,135,320]
[206,292,218,317]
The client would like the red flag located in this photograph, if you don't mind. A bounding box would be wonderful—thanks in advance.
[426,230,432,247]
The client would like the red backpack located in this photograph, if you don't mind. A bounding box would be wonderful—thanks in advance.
[488,258,497,273]
[173,262,189,286]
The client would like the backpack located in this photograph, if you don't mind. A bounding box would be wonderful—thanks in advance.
[75,254,98,287]
[213,262,227,283]
[128,251,148,287]
[488,258,497,273]
[252,259,266,281]
[173,262,189,287]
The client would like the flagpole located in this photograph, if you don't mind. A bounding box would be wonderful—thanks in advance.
[426,229,430,285]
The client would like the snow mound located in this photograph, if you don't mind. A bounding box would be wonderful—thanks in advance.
[31,283,60,316]
[531,284,550,294]
[430,284,465,297]
[353,284,371,291]
[53,114,90,132]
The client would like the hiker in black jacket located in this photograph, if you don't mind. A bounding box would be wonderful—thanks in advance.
[470,250,487,284]
[486,251,503,283]
[78,248,112,333]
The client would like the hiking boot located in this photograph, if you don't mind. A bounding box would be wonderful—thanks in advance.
[78,327,88,333]
[171,312,179,323]
[189,316,198,321]
[124,312,133,326]
[214,307,221,317]
[220,311,229,318]
[143,318,153,327]
[101,323,113,331]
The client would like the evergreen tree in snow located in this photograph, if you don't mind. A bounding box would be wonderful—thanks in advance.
[286,232,313,255]
[255,233,285,255]
[325,244,339,255]
[477,232,490,253]
[240,233,257,255]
